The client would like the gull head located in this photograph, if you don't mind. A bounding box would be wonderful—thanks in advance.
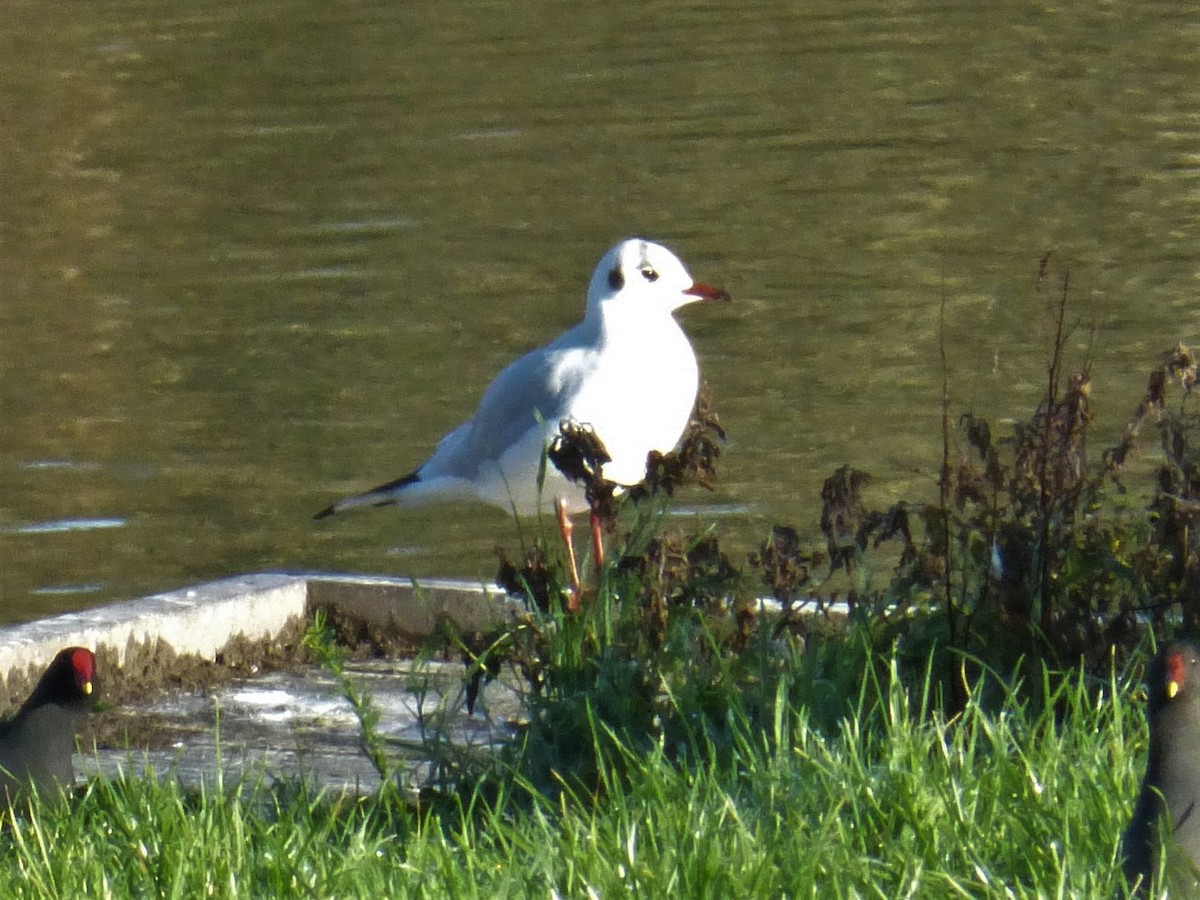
[587,238,730,316]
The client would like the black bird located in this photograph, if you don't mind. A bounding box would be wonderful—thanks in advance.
[0,647,96,802]
[1123,640,1200,894]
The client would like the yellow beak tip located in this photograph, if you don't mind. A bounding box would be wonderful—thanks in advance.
[1168,681,1180,699]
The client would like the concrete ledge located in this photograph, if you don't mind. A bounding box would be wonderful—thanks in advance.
[0,570,834,703]
[0,572,510,695]
[307,574,511,637]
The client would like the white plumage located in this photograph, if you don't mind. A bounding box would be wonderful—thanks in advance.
[315,238,728,520]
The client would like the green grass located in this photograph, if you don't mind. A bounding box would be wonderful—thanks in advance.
[0,648,1147,898]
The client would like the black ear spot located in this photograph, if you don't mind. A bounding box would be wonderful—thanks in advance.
[608,267,624,291]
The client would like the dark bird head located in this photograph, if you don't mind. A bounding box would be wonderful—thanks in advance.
[24,647,97,713]
[1148,641,1200,719]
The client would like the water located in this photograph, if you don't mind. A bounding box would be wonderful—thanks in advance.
[82,659,519,793]
[2,0,1200,622]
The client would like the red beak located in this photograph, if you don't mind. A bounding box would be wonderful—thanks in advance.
[684,281,731,303]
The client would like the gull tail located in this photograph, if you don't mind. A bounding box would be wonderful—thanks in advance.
[313,472,419,520]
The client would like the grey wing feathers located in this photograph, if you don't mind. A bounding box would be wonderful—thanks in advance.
[425,343,583,478]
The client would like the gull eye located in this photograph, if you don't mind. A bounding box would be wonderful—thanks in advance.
[608,267,624,291]
[639,266,659,283]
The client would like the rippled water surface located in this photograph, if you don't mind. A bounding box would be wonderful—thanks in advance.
[2,0,1199,621]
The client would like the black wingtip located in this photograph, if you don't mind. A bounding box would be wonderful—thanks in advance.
[312,472,419,521]
[369,471,421,494]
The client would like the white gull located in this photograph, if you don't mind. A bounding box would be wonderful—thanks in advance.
[314,238,729,523]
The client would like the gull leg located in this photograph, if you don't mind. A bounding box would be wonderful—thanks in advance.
[556,498,582,611]
[590,509,605,574]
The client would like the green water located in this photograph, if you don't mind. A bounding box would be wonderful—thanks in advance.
[2,0,1199,621]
